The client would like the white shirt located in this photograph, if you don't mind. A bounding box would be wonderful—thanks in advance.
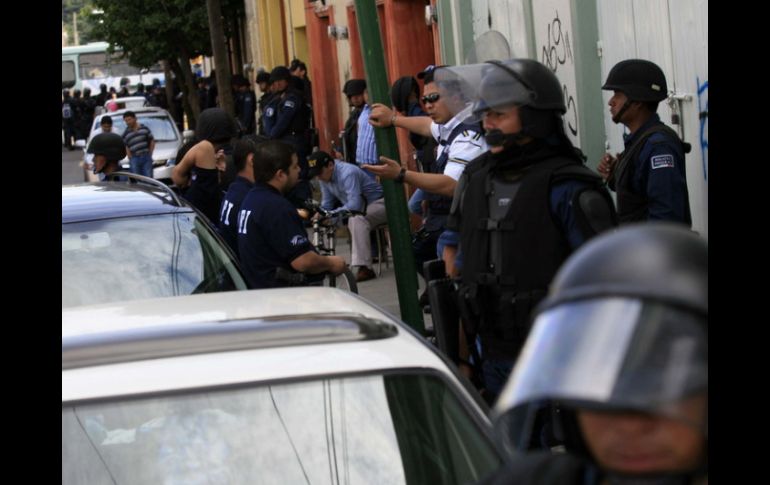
[430,112,488,181]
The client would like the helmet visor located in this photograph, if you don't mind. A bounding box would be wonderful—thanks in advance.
[494,298,707,422]
[434,61,535,123]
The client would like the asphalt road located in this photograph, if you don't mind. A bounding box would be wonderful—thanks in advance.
[62,145,86,185]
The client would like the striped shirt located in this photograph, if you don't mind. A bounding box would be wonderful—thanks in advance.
[355,104,379,166]
[122,124,154,157]
[429,114,488,180]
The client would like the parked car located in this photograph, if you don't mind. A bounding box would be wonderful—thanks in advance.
[103,96,149,111]
[79,106,192,183]
[62,287,504,484]
[62,179,247,309]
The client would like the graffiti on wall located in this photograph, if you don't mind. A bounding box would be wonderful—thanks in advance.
[538,9,579,140]
[697,77,708,181]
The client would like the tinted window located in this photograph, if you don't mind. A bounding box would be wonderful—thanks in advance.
[62,213,247,308]
[63,373,501,484]
[62,61,76,87]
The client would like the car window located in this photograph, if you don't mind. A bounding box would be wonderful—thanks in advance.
[102,114,178,142]
[63,373,502,484]
[62,213,247,308]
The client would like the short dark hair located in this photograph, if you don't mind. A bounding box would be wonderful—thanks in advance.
[123,111,136,119]
[100,115,113,126]
[252,140,296,183]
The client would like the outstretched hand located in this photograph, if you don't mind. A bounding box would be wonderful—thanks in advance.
[361,156,402,179]
[368,103,395,128]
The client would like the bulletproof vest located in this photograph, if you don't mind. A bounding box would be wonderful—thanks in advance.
[285,90,310,135]
[424,122,480,218]
[611,123,688,223]
[457,150,601,359]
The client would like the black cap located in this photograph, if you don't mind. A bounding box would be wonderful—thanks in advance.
[417,64,446,83]
[270,66,292,83]
[342,79,366,97]
[307,150,334,178]
[256,71,271,84]
[231,74,249,87]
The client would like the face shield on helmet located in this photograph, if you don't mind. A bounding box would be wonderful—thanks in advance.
[493,296,707,453]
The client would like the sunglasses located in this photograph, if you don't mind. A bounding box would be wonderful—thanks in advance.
[421,93,441,104]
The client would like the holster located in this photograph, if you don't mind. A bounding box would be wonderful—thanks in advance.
[274,267,307,286]
[424,259,461,362]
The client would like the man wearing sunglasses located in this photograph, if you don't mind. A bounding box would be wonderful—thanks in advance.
[366,65,488,285]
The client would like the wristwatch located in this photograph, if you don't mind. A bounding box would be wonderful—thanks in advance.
[395,167,406,183]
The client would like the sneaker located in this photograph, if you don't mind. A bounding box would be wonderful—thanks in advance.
[355,266,376,282]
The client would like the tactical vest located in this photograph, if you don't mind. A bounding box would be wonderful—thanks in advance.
[611,123,689,223]
[457,152,606,360]
[424,122,480,218]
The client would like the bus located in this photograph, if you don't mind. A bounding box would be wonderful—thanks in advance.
[62,42,165,93]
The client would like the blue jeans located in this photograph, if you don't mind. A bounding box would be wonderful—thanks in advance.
[129,154,154,178]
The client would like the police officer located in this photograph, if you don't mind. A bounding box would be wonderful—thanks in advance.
[256,70,273,136]
[87,132,129,182]
[262,66,312,207]
[483,224,707,485]
[62,89,76,150]
[340,79,367,163]
[598,59,691,226]
[444,59,617,401]
[232,73,257,137]
[237,140,346,289]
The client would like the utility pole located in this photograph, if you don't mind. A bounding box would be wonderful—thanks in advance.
[73,11,79,45]
[353,0,424,333]
[205,0,235,117]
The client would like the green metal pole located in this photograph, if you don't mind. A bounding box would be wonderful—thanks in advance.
[354,0,424,333]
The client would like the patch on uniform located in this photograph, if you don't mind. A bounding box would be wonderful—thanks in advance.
[291,235,308,246]
[265,107,274,117]
[284,100,296,109]
[651,154,675,170]
[498,197,512,207]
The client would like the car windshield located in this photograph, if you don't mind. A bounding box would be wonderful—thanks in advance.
[63,373,501,484]
[62,212,247,308]
[105,114,179,142]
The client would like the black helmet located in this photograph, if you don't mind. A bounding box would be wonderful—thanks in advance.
[196,107,238,143]
[87,132,126,162]
[494,223,707,471]
[256,71,271,84]
[269,66,292,83]
[472,59,566,116]
[602,59,668,103]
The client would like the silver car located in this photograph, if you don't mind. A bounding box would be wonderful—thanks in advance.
[81,107,191,183]
[62,288,504,484]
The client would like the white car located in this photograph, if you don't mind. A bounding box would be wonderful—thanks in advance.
[62,288,504,484]
[80,106,192,183]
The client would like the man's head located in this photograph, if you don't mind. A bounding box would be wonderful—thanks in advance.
[83,87,91,98]
[290,59,307,79]
[494,224,707,481]
[100,115,113,132]
[390,76,420,113]
[232,74,250,92]
[87,132,126,175]
[253,140,299,193]
[270,66,292,94]
[233,135,268,181]
[122,111,137,129]
[307,150,335,183]
[602,59,668,124]
[417,65,462,125]
[256,71,271,93]
[343,79,367,109]
[99,83,108,93]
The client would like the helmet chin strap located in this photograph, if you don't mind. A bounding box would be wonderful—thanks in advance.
[612,100,633,124]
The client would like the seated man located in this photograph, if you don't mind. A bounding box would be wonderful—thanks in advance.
[307,151,387,282]
[237,141,346,289]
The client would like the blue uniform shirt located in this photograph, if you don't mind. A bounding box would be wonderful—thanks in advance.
[623,114,691,224]
[218,176,254,258]
[320,161,383,214]
[265,91,303,140]
[237,183,315,289]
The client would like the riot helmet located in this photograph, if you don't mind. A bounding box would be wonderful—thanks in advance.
[87,132,126,174]
[602,59,668,103]
[494,223,707,479]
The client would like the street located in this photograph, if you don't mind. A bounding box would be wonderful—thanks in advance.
[62,146,85,185]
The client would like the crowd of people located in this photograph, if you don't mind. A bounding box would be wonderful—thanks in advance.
[83,55,707,484]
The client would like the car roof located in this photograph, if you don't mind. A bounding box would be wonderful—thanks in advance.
[62,182,193,223]
[62,288,464,403]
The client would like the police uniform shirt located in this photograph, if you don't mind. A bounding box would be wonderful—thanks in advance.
[319,161,384,213]
[623,113,690,223]
[265,91,304,140]
[218,176,254,257]
[261,96,280,138]
[429,114,489,180]
[237,183,315,289]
